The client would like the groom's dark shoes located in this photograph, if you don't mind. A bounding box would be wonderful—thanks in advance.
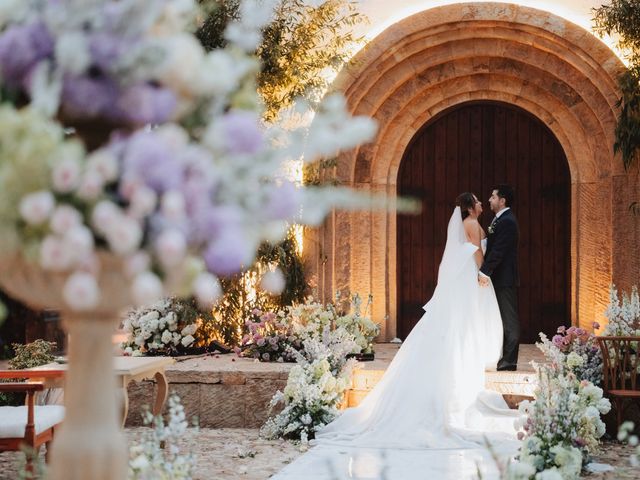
[496,363,517,371]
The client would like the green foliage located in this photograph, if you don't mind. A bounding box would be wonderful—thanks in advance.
[204,231,307,346]
[194,1,365,344]
[9,339,57,369]
[0,339,56,406]
[593,1,640,169]
[197,0,367,121]
[614,68,640,170]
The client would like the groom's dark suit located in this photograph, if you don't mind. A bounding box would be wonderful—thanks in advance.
[480,209,519,370]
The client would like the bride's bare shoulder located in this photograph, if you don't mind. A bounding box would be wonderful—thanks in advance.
[462,218,481,243]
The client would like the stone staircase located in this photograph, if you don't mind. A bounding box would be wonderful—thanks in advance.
[124,344,543,428]
[346,344,542,409]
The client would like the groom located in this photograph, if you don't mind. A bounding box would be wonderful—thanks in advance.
[478,184,520,371]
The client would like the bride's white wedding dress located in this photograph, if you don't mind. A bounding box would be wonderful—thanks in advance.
[316,207,518,450]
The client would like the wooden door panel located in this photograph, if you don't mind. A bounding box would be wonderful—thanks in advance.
[397,101,571,343]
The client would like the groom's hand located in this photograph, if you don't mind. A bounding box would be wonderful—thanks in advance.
[478,274,489,287]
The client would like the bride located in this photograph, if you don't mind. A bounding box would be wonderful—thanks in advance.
[315,193,518,449]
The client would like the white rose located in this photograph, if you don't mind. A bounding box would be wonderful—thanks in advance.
[92,201,122,234]
[63,271,100,311]
[19,190,55,225]
[129,186,158,219]
[52,157,81,193]
[193,272,222,308]
[566,351,584,369]
[40,235,74,271]
[181,334,195,347]
[132,271,163,306]
[155,229,187,268]
[77,170,105,200]
[55,31,90,75]
[192,51,250,96]
[181,323,197,336]
[156,34,205,94]
[597,397,611,414]
[260,269,286,295]
[584,405,600,420]
[105,216,143,255]
[130,453,149,470]
[50,205,82,234]
[161,191,186,220]
[87,149,119,182]
[125,252,151,278]
[161,330,172,344]
[64,225,95,261]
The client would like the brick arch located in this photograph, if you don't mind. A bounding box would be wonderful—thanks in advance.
[306,2,637,339]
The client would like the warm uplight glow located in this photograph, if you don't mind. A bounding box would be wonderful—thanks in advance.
[347,0,627,66]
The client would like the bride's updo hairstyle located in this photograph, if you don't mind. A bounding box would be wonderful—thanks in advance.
[456,192,476,220]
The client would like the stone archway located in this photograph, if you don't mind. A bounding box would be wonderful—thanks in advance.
[304,2,638,340]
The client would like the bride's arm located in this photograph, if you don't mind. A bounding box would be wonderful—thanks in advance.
[464,220,484,268]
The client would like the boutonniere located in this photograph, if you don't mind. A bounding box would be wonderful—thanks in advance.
[488,219,499,235]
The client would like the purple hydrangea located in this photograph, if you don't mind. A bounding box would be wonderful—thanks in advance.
[222,110,264,155]
[0,22,54,86]
[193,205,243,241]
[121,131,184,193]
[204,229,253,276]
[264,182,300,221]
[61,74,119,119]
[88,33,128,74]
[116,84,176,125]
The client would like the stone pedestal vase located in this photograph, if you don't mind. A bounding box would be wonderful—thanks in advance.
[0,254,131,480]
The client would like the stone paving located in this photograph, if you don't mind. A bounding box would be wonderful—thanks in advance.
[0,430,637,479]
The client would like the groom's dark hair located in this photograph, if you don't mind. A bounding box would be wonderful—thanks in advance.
[492,184,514,207]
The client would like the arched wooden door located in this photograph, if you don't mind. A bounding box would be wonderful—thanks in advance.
[397,101,570,343]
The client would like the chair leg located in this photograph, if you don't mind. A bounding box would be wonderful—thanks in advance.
[616,398,624,430]
[45,441,51,463]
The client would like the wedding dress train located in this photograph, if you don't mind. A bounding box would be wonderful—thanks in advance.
[315,207,518,450]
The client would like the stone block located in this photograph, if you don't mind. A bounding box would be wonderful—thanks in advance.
[221,372,247,385]
[244,378,287,428]
[199,384,246,428]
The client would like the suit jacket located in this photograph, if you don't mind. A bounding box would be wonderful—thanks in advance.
[480,209,519,287]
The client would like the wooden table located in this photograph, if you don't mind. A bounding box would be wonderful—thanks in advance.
[29,356,174,427]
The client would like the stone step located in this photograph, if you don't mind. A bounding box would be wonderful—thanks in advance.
[125,344,542,428]
[346,368,537,409]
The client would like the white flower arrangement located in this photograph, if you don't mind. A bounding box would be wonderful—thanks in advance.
[121,298,199,356]
[603,285,640,336]
[240,294,382,362]
[514,363,611,479]
[260,323,359,442]
[0,0,380,314]
[129,393,197,480]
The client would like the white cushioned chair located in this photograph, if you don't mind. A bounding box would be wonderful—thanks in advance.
[0,370,65,468]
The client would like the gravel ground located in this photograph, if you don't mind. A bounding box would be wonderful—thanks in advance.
[0,430,636,479]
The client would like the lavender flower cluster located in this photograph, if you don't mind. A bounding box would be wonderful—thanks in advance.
[237,296,380,363]
[0,0,379,313]
[0,0,195,124]
[539,325,603,386]
[238,309,302,363]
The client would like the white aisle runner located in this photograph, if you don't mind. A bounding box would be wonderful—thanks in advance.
[271,443,518,480]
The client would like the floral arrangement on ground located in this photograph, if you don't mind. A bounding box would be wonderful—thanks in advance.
[238,293,380,363]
